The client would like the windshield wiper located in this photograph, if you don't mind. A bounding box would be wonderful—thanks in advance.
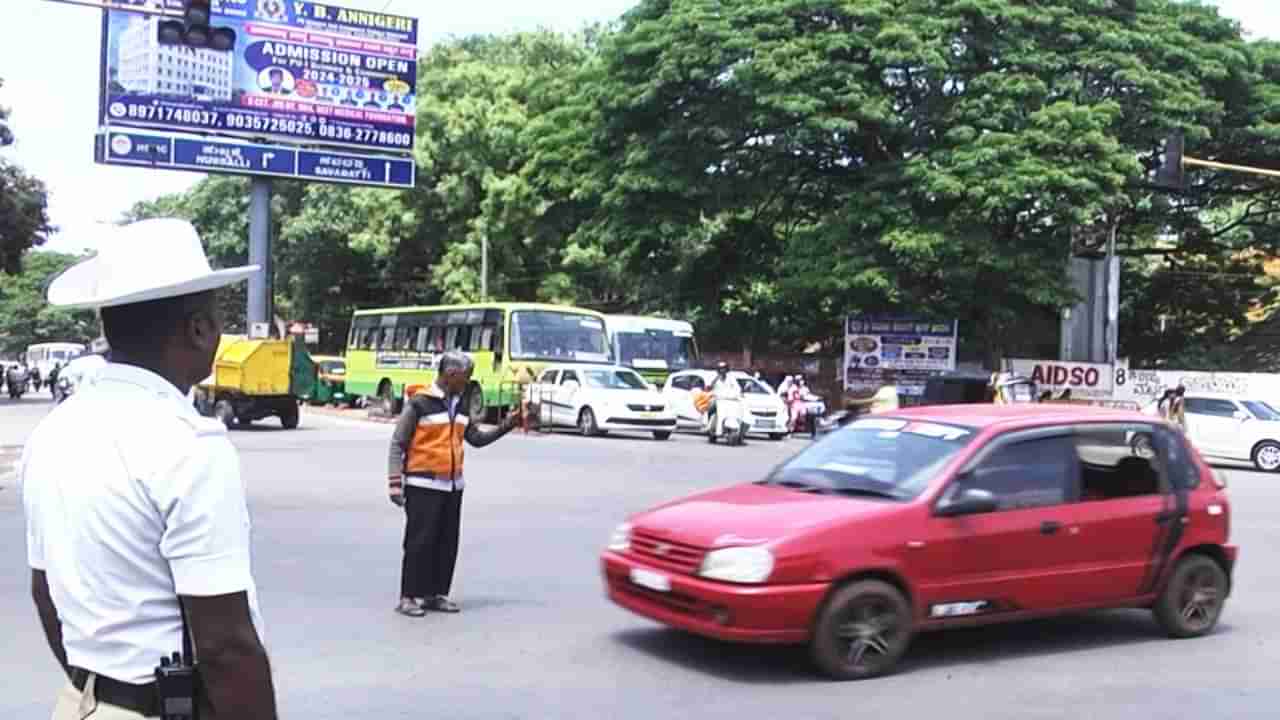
[758,478,816,490]
[815,486,902,500]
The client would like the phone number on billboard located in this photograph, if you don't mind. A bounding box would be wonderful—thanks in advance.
[118,103,413,150]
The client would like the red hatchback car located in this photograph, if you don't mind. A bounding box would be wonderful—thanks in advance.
[602,405,1237,679]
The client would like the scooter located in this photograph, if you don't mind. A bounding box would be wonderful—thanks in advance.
[706,396,748,446]
[6,368,28,399]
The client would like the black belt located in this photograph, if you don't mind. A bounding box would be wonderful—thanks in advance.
[70,667,160,717]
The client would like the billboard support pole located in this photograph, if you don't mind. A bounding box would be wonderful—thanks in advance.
[248,177,273,333]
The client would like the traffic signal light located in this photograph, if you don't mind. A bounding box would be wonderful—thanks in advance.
[158,1,236,51]
[1156,130,1185,190]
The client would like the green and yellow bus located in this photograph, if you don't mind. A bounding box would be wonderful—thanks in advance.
[345,302,612,418]
[606,315,699,385]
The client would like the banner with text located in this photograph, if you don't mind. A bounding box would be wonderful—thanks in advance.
[844,315,958,397]
[101,0,418,154]
[1005,359,1116,400]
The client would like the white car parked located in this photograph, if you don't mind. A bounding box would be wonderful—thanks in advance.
[663,369,790,440]
[528,363,677,440]
[1182,393,1280,471]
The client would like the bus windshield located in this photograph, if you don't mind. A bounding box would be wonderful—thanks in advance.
[510,311,610,362]
[616,330,695,371]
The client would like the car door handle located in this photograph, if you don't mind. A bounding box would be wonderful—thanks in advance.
[1040,521,1062,535]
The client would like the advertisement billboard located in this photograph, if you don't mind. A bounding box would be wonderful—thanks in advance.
[100,0,418,154]
[843,314,958,397]
[95,128,415,187]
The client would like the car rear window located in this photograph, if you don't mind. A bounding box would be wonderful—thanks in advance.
[763,417,974,501]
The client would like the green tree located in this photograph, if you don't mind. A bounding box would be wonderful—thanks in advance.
[0,251,98,354]
[0,77,53,274]
[573,0,1278,360]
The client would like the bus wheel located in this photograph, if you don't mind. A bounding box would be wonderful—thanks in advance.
[378,380,400,417]
[467,382,486,421]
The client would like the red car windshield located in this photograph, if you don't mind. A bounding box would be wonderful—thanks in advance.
[763,417,975,501]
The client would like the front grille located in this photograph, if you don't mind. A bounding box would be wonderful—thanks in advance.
[626,404,665,412]
[606,417,676,427]
[619,581,701,616]
[629,530,707,575]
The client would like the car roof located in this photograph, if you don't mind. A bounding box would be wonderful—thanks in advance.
[881,403,1159,430]
[544,363,635,373]
[1182,392,1244,401]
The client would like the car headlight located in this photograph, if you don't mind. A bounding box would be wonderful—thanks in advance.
[607,522,632,552]
[698,546,774,584]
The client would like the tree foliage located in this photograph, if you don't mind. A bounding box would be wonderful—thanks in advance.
[0,76,53,274]
[106,5,1280,364]
[0,251,97,354]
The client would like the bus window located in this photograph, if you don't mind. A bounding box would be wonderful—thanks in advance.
[395,326,415,351]
[378,326,396,350]
[446,326,471,351]
[415,327,431,352]
[473,325,496,352]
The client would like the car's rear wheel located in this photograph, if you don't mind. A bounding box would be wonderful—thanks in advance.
[652,431,671,441]
[810,580,913,680]
[578,407,600,437]
[770,432,787,441]
[1252,441,1280,472]
[1154,553,1228,638]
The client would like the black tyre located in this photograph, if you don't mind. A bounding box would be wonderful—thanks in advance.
[653,431,672,441]
[213,400,235,430]
[467,383,485,420]
[280,402,300,430]
[770,433,787,441]
[378,380,401,417]
[810,580,913,680]
[578,407,600,437]
[1252,440,1280,472]
[1153,553,1228,638]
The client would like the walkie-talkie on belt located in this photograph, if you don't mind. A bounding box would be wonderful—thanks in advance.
[155,601,200,720]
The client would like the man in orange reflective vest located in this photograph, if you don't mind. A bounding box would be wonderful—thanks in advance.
[387,351,521,616]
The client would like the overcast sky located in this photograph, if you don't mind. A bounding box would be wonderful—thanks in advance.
[0,0,1274,254]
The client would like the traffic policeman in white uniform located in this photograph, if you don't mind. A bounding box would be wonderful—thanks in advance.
[21,218,278,719]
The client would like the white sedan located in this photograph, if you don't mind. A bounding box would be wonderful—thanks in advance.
[1182,393,1280,472]
[528,364,677,440]
[662,369,790,440]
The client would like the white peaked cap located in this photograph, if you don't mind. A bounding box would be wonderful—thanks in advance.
[47,218,260,310]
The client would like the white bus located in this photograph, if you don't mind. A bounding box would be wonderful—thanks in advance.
[25,342,86,378]
[606,315,699,385]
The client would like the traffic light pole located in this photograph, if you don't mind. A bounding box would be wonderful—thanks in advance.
[248,177,273,335]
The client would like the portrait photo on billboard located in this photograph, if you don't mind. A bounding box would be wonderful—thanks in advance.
[100,2,419,153]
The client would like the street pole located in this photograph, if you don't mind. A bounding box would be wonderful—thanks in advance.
[480,232,488,300]
[1104,219,1119,365]
[248,177,273,335]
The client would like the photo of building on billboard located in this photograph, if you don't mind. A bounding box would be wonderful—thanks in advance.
[100,1,418,154]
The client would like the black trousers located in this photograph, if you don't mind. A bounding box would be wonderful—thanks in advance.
[401,486,463,599]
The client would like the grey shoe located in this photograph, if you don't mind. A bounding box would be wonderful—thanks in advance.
[395,598,426,617]
[427,596,460,613]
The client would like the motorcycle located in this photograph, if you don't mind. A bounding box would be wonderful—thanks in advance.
[6,367,28,399]
[791,392,827,439]
[706,395,748,446]
[53,374,74,404]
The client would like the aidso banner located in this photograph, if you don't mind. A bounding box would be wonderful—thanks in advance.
[101,0,418,153]
[1004,359,1115,400]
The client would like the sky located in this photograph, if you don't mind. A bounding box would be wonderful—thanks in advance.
[0,0,1274,255]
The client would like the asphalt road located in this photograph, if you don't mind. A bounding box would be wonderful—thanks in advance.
[3,394,1280,719]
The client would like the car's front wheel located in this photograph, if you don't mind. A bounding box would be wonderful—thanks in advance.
[810,580,913,680]
[578,407,600,437]
[1154,553,1228,638]
[1252,440,1280,472]
[652,430,671,441]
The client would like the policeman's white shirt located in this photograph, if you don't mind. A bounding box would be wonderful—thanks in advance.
[60,353,108,388]
[20,363,264,685]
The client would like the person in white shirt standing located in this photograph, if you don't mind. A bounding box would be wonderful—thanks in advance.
[20,218,278,719]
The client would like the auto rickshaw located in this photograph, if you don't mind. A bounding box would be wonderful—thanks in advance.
[920,371,1039,405]
[307,355,356,407]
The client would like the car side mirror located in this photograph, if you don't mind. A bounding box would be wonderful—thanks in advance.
[936,485,999,517]
[563,380,580,393]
